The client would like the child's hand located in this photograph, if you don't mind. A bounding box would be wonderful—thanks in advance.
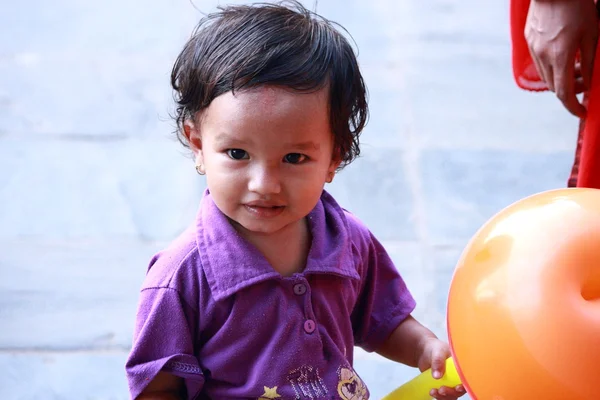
[416,338,466,400]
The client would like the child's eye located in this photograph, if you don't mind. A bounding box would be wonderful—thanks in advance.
[226,149,249,160]
[283,153,307,164]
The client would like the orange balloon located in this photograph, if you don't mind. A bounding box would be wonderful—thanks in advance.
[447,188,600,400]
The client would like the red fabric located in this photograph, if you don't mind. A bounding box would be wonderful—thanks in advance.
[510,0,600,188]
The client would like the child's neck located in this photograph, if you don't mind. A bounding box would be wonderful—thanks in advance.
[234,218,311,277]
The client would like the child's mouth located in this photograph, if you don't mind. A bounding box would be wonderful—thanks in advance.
[244,204,285,218]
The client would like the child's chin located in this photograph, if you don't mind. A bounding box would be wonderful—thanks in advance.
[242,223,282,235]
[230,218,283,236]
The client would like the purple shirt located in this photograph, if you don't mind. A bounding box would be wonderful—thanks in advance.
[125,190,416,399]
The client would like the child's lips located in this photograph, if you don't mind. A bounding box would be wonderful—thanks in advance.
[245,200,285,207]
[243,203,286,218]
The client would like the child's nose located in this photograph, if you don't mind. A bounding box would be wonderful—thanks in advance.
[248,165,282,195]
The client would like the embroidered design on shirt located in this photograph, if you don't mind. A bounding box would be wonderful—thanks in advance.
[258,386,282,399]
[336,366,367,400]
[287,365,328,399]
[164,360,202,375]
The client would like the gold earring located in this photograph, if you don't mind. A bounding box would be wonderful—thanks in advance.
[195,164,205,175]
[326,171,335,183]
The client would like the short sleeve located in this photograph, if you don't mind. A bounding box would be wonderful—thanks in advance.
[351,231,417,352]
[125,287,204,399]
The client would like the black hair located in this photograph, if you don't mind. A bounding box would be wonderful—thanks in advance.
[171,0,368,168]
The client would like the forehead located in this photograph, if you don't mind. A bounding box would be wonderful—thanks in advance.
[201,85,330,132]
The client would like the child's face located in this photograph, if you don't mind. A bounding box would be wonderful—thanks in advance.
[187,85,340,237]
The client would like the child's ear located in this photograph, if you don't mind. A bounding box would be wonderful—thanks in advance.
[326,159,342,183]
[329,156,342,172]
[185,119,206,175]
[183,119,202,154]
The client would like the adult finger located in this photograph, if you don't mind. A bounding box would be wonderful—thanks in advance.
[575,77,586,94]
[534,47,555,91]
[545,63,556,92]
[528,46,555,91]
[525,25,554,91]
[540,58,555,92]
[556,81,585,116]
[580,31,598,90]
[554,56,586,117]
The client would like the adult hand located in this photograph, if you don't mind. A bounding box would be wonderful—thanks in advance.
[525,0,598,117]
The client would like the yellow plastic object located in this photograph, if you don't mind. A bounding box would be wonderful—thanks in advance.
[381,357,461,400]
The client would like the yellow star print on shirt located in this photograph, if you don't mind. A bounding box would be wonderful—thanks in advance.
[258,386,281,399]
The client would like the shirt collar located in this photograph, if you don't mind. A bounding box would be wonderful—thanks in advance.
[195,190,360,301]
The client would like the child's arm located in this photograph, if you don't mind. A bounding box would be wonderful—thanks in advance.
[136,372,185,400]
[376,315,465,399]
[376,315,438,369]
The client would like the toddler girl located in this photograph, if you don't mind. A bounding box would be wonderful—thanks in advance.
[126,2,465,399]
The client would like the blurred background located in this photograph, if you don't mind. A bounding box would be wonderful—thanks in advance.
[0,0,579,398]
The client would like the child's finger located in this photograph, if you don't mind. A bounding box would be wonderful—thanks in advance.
[430,353,447,379]
[433,385,465,399]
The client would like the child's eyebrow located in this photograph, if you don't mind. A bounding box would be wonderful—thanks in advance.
[213,133,248,146]
[290,141,321,151]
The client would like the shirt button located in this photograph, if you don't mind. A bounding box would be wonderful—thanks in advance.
[304,319,316,334]
[293,283,307,295]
